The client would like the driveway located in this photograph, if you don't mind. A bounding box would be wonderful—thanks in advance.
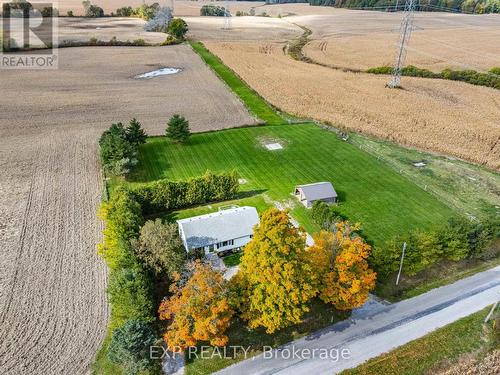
[217,266,500,374]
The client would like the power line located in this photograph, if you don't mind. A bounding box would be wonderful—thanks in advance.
[388,0,417,88]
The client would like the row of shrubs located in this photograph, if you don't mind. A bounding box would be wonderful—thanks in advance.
[366,65,500,89]
[133,171,240,214]
[98,169,240,372]
[311,201,499,279]
[97,187,159,374]
[372,215,499,277]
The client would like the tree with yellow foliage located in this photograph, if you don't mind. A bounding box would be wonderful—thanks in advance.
[308,223,376,310]
[158,261,234,351]
[233,208,317,334]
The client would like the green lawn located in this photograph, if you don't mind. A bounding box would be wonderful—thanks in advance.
[222,252,243,267]
[191,41,286,125]
[129,124,453,247]
[341,306,497,375]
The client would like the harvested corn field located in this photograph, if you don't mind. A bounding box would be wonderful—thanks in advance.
[204,41,500,170]
[299,12,500,72]
[0,45,254,375]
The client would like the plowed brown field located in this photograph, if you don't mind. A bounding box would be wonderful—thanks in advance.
[0,45,254,375]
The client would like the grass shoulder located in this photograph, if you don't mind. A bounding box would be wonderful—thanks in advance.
[341,305,499,375]
[190,41,287,125]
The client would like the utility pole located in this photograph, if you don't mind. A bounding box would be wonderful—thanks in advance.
[388,0,416,88]
[223,0,232,30]
[396,242,407,285]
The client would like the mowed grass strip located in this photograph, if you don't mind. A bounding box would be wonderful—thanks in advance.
[341,306,494,375]
[130,124,453,246]
[190,41,285,125]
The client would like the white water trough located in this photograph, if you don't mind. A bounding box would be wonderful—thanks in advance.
[135,67,182,79]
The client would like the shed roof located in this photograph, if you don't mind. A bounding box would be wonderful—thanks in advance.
[177,206,259,249]
[296,182,337,201]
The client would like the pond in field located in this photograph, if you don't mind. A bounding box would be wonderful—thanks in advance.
[135,67,182,79]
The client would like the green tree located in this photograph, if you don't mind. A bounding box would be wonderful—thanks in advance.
[83,1,104,17]
[108,320,157,375]
[166,114,190,143]
[107,267,154,326]
[233,208,317,333]
[130,219,186,278]
[126,118,147,146]
[99,123,138,175]
[168,18,189,40]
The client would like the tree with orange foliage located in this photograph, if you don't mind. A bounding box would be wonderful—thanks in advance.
[158,261,234,351]
[233,208,317,334]
[308,222,376,310]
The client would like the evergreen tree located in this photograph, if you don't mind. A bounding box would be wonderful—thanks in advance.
[108,320,157,375]
[166,114,190,143]
[126,118,147,146]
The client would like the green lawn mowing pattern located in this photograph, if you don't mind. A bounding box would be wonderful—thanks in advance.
[185,299,350,375]
[341,306,494,375]
[130,124,453,247]
[190,41,285,125]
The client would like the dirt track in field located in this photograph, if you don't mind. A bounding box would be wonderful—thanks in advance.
[0,45,254,375]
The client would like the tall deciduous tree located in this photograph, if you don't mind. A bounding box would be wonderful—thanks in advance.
[309,223,376,310]
[233,208,317,333]
[166,114,190,143]
[158,261,233,351]
[130,219,186,278]
[168,18,189,40]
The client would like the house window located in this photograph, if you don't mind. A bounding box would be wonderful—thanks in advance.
[217,239,234,248]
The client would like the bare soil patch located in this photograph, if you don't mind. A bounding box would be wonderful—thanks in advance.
[58,17,168,44]
[185,15,302,42]
[57,0,266,16]
[0,44,254,375]
[204,41,500,170]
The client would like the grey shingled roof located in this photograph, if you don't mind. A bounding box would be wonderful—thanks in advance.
[177,206,259,249]
[296,182,337,201]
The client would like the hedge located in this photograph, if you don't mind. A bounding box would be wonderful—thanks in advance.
[97,171,240,370]
[366,65,500,89]
[372,215,500,277]
[133,171,239,214]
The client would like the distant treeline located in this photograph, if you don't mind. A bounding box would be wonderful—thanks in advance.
[308,0,500,14]
[367,65,500,89]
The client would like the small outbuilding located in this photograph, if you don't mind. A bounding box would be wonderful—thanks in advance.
[177,206,259,254]
[294,182,338,208]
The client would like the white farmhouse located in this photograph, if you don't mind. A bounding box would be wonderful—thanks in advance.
[177,206,259,254]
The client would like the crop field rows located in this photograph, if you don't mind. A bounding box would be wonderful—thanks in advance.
[203,41,500,170]
[130,124,454,247]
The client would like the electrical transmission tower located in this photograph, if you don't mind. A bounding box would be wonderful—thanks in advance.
[223,0,232,30]
[388,0,416,88]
